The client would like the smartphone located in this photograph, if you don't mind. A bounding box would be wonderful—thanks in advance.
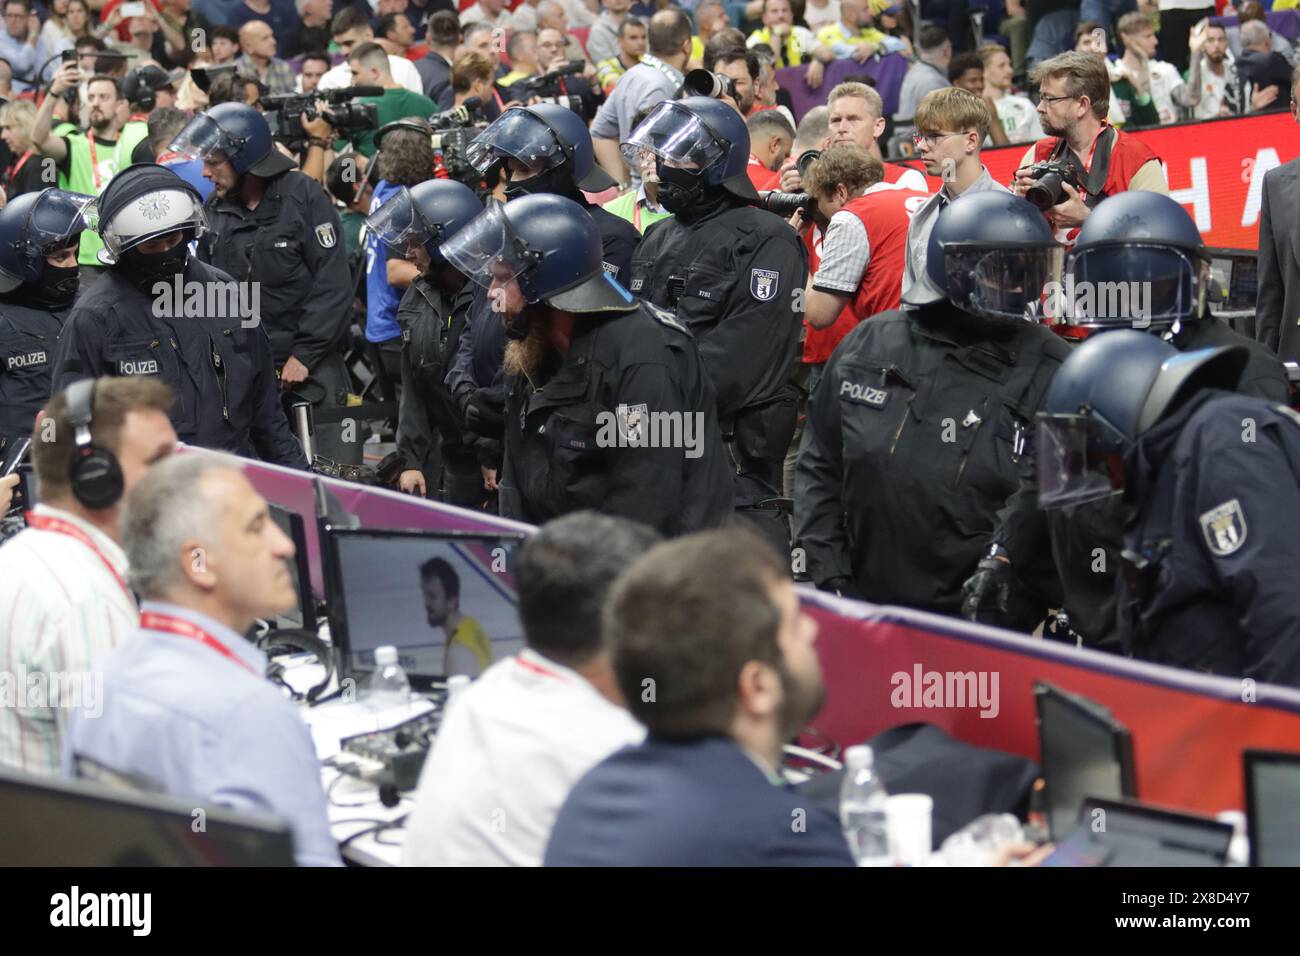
[120,1,146,17]
[2,437,30,478]
[60,48,78,63]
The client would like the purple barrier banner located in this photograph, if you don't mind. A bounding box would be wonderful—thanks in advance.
[1212,10,1300,42]
[777,52,910,123]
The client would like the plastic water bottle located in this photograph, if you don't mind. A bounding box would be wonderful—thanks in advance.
[366,645,410,708]
[840,745,891,866]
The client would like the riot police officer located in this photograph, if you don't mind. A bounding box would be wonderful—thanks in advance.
[797,191,1070,620]
[441,192,733,535]
[49,164,307,468]
[1038,329,1300,687]
[624,96,808,555]
[965,191,1290,648]
[169,103,360,465]
[365,177,487,505]
[0,188,92,454]
[465,103,640,283]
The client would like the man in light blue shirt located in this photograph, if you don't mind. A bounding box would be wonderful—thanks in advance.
[63,455,341,867]
[0,0,49,93]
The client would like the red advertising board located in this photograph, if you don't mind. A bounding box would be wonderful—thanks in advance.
[892,110,1300,251]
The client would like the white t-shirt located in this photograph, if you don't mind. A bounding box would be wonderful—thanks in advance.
[995,93,1041,143]
[1193,56,1233,120]
[401,649,645,866]
[318,56,424,95]
[1147,59,1186,125]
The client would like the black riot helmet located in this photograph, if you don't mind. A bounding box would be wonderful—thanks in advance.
[926,191,1062,323]
[1061,191,1210,331]
[1036,329,1248,509]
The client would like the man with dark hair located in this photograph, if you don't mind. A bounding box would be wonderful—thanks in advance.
[545,527,851,867]
[403,512,654,867]
[375,11,416,58]
[420,554,492,676]
[320,5,424,93]
[415,8,460,108]
[711,45,760,115]
[948,51,984,95]
[746,108,792,189]
[209,26,241,64]
[596,16,645,95]
[346,41,437,157]
[299,50,331,93]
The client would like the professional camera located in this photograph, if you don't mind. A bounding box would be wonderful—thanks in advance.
[262,85,382,151]
[758,189,815,217]
[680,67,737,101]
[516,60,588,114]
[1022,159,1082,211]
[377,104,490,189]
[311,451,407,488]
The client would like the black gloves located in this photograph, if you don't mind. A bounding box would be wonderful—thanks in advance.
[820,575,865,601]
[465,387,506,439]
[960,554,1042,632]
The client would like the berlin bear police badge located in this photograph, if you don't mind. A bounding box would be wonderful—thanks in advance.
[315,223,336,248]
[750,268,779,301]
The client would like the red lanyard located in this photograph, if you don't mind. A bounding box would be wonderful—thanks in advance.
[140,610,257,675]
[87,130,101,190]
[25,511,130,600]
[9,149,32,184]
[515,654,568,683]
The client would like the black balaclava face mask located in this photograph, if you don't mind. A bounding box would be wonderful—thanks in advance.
[120,239,190,292]
[503,161,582,203]
[29,264,80,308]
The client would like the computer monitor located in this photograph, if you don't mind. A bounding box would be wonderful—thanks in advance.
[1035,681,1137,841]
[1044,797,1232,867]
[268,503,316,631]
[1244,748,1300,867]
[322,526,527,690]
[0,765,295,866]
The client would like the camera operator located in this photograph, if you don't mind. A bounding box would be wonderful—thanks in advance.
[531,26,601,121]
[173,102,361,466]
[1011,50,1168,243]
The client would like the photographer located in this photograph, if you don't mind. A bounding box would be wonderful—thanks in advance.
[531,26,601,121]
[1011,50,1168,242]
[343,42,436,158]
[800,143,924,388]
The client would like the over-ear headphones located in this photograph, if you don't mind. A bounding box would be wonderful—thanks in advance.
[65,379,125,510]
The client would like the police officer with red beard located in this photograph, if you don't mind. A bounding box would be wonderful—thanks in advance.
[441,193,732,536]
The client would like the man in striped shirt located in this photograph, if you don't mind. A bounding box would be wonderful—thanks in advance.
[0,377,177,776]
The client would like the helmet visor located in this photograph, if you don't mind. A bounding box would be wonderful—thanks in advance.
[620,101,726,171]
[167,113,245,164]
[21,189,94,258]
[465,108,566,177]
[1064,244,1198,329]
[440,203,539,295]
[365,187,432,255]
[944,244,1063,323]
[100,189,208,258]
[1036,413,1125,510]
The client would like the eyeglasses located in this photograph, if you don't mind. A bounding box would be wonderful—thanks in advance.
[1038,93,1080,105]
[912,129,961,147]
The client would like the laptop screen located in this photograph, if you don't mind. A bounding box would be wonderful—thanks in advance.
[323,527,526,687]
[1245,749,1300,867]
[1035,681,1136,841]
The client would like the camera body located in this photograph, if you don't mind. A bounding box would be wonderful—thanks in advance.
[1023,159,1081,210]
[263,86,380,151]
[426,105,489,187]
